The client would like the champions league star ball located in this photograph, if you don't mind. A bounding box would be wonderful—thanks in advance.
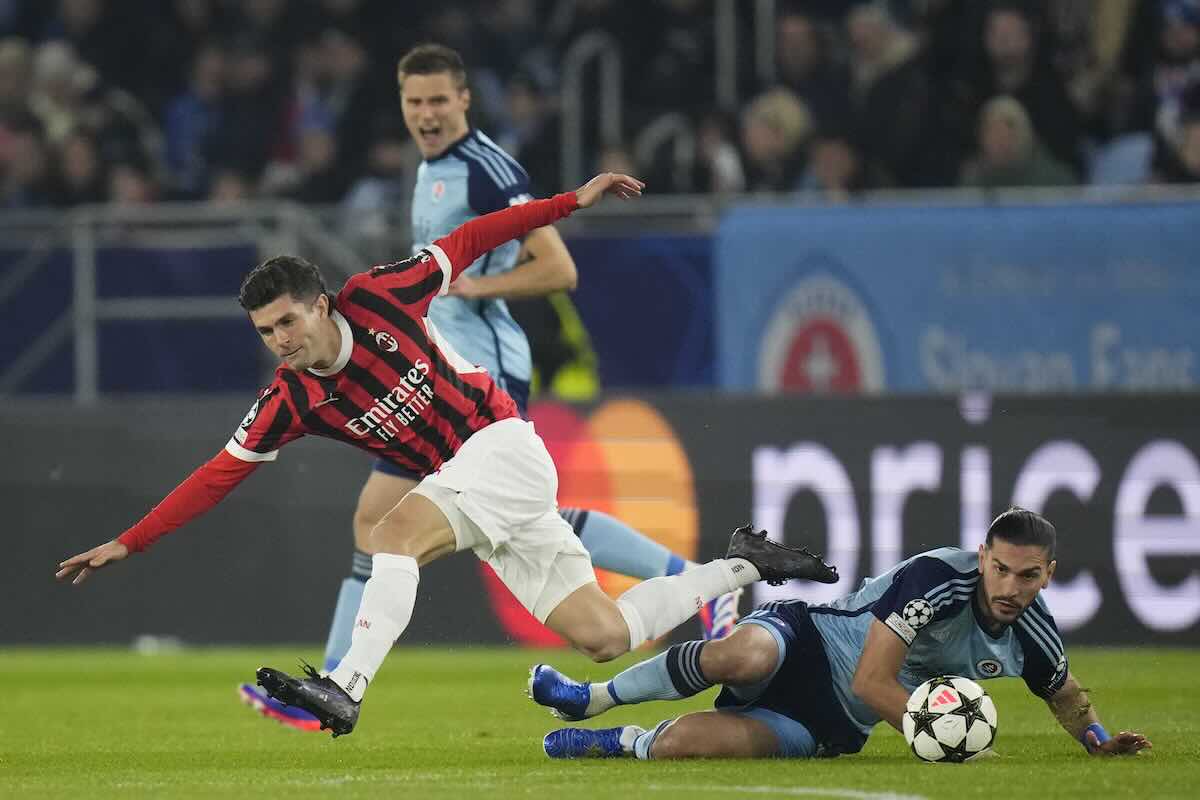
[903,676,998,763]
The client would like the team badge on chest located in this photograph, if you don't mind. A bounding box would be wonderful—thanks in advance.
[370,328,399,353]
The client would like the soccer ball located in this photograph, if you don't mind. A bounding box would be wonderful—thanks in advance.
[903,675,997,763]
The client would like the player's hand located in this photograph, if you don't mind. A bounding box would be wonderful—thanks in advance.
[447,273,483,299]
[1087,729,1152,756]
[55,540,129,585]
[574,172,644,209]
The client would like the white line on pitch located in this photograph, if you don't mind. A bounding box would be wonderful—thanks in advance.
[645,784,929,800]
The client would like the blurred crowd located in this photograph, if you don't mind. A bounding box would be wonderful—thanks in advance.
[1,0,1199,212]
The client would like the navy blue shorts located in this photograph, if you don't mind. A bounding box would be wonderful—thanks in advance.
[371,374,531,479]
[715,600,867,757]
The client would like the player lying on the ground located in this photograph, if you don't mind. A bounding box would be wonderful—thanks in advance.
[254,42,741,733]
[531,508,1151,760]
[56,172,839,738]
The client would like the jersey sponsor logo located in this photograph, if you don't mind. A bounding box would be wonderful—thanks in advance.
[370,328,399,353]
[431,179,445,203]
[886,611,918,645]
[902,598,934,630]
[976,658,1002,676]
[343,358,434,441]
[758,271,885,393]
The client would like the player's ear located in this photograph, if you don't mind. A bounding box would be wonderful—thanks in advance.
[314,293,330,318]
[461,86,471,112]
[1044,558,1056,587]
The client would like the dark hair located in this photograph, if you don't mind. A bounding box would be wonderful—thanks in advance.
[238,255,328,311]
[397,43,467,90]
[986,507,1056,558]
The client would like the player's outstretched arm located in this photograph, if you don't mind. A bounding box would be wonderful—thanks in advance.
[851,619,910,731]
[433,173,643,280]
[55,540,130,585]
[1045,671,1152,756]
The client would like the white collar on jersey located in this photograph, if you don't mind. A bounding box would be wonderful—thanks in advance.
[307,309,353,377]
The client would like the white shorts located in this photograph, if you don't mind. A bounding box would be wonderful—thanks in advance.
[411,418,596,622]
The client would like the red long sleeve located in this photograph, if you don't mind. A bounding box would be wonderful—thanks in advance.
[432,192,578,280]
[116,450,260,553]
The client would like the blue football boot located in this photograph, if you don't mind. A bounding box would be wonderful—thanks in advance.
[543,726,638,759]
[528,664,593,721]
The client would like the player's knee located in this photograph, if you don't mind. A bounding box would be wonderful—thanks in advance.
[566,621,629,663]
[353,505,383,551]
[701,636,777,686]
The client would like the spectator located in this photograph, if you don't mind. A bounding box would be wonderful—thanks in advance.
[29,41,86,144]
[50,128,105,205]
[773,8,851,133]
[342,116,413,238]
[281,126,347,203]
[1155,106,1200,183]
[208,35,285,182]
[164,42,224,198]
[595,142,639,176]
[694,110,745,194]
[974,2,1084,176]
[208,166,253,204]
[44,0,136,94]
[740,87,812,191]
[142,0,227,114]
[0,36,31,118]
[845,2,935,186]
[108,159,157,205]
[960,95,1076,188]
[630,0,715,118]
[1,112,53,207]
[798,133,872,202]
[501,71,561,197]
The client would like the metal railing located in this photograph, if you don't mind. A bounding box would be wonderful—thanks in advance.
[560,31,623,189]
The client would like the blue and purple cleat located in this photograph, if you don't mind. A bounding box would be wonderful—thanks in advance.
[699,587,742,640]
[237,682,324,732]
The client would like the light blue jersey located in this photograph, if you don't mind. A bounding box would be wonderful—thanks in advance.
[808,548,1068,736]
[411,129,535,392]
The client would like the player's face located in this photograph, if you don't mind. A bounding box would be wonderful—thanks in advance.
[976,540,1056,626]
[400,71,470,159]
[248,293,334,371]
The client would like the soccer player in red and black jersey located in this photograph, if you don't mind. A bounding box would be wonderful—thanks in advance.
[56,172,839,738]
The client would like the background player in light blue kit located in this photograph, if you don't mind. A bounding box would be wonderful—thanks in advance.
[239,44,738,730]
[532,508,1152,760]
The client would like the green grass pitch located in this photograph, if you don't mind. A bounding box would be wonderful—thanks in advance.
[2,646,1196,799]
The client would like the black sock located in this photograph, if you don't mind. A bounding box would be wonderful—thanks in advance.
[664,641,712,697]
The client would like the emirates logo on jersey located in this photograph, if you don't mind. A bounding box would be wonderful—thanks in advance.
[432,180,445,203]
[370,328,399,353]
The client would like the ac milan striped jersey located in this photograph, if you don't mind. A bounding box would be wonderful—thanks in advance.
[228,192,579,476]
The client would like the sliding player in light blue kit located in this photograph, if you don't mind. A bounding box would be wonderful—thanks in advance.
[238,44,739,731]
[532,508,1151,760]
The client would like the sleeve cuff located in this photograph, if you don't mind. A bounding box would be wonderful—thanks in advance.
[426,244,453,296]
[225,438,279,463]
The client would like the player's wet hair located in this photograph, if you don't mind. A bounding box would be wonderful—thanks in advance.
[985,507,1056,559]
[239,255,328,311]
[397,43,467,90]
